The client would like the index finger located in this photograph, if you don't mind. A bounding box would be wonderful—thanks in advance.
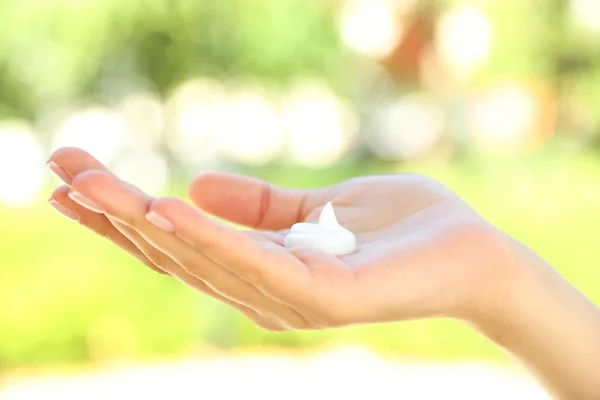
[150,197,313,298]
[70,170,312,300]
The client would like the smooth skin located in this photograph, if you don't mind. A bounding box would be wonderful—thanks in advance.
[47,147,600,400]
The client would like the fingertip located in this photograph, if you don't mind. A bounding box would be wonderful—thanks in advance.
[189,171,215,191]
[188,172,238,205]
[46,160,73,184]
[48,198,79,221]
[68,171,117,214]
[189,172,298,229]
[50,184,71,201]
[150,196,187,212]
[70,170,114,193]
[52,184,102,216]
[191,171,238,184]
[47,146,77,163]
[48,147,110,180]
[47,146,91,166]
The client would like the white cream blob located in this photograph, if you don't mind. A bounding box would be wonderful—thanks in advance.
[284,202,357,256]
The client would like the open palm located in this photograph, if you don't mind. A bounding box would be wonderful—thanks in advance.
[48,148,512,331]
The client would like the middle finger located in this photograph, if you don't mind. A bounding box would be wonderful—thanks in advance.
[69,170,310,329]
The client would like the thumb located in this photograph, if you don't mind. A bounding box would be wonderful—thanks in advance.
[189,172,322,230]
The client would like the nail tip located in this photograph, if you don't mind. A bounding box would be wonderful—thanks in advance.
[68,190,103,213]
[48,199,78,221]
[47,160,73,184]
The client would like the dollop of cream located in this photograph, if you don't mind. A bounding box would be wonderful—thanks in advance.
[284,202,357,256]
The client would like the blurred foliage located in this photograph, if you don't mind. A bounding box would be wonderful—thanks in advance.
[2,0,599,120]
[0,0,350,120]
[2,0,600,370]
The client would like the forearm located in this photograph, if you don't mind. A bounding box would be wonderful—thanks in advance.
[475,240,600,400]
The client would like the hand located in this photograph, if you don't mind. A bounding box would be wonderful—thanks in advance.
[47,147,600,399]
[47,147,514,331]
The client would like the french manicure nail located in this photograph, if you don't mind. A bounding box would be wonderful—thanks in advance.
[48,199,78,221]
[46,161,72,184]
[146,211,175,232]
[68,191,103,213]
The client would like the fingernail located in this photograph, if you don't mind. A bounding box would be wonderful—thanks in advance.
[146,211,175,232]
[68,191,103,213]
[46,161,72,184]
[48,199,78,221]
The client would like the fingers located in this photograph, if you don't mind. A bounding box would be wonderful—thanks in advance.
[47,148,170,275]
[47,147,112,184]
[189,172,327,230]
[50,185,168,275]
[51,180,285,331]
[105,218,286,331]
[46,149,291,330]
[150,196,313,301]
[47,148,308,294]
[69,170,311,329]
[105,217,285,331]
[47,147,178,278]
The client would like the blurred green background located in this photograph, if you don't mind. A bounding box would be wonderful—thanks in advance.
[1,0,600,372]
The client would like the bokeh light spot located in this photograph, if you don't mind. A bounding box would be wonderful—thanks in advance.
[340,0,402,59]
[435,6,492,73]
[0,121,45,206]
[52,108,127,166]
[220,91,285,166]
[282,83,358,167]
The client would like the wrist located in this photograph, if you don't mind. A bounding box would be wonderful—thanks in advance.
[451,228,532,337]
[463,235,600,399]
[463,233,579,347]
[464,237,545,343]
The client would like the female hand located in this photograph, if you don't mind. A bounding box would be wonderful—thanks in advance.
[48,147,600,399]
[47,147,513,331]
